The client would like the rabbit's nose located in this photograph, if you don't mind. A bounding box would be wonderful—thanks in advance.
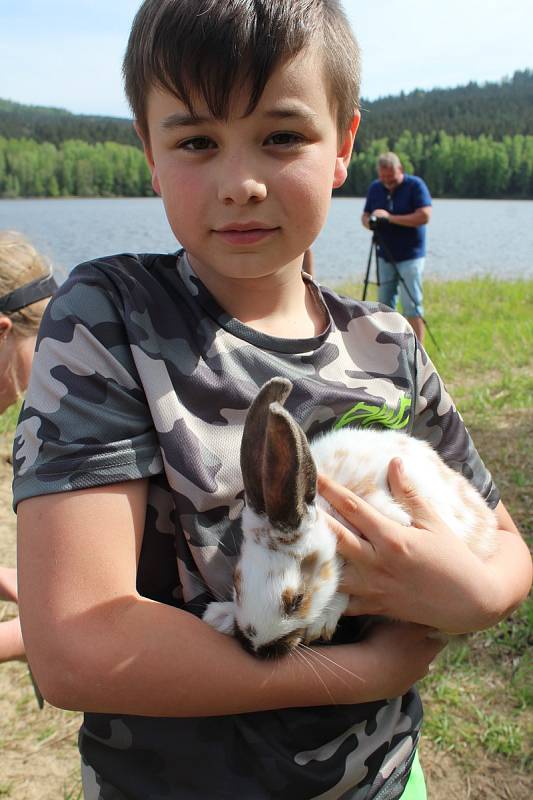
[254,630,304,660]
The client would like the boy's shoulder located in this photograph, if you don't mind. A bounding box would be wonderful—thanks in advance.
[319,282,414,337]
[39,251,182,341]
[67,251,178,281]
[55,251,179,303]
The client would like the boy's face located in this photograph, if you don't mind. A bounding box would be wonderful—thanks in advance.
[139,45,359,285]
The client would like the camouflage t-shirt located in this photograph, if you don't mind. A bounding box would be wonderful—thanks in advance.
[13,251,499,800]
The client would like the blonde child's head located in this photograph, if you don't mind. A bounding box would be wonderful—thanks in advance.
[0,231,51,338]
[0,231,54,411]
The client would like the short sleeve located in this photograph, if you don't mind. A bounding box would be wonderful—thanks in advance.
[412,342,500,508]
[12,265,162,508]
[413,177,432,208]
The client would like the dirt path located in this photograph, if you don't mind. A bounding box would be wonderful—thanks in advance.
[0,428,530,799]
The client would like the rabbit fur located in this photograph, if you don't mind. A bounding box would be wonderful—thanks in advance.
[203,377,497,659]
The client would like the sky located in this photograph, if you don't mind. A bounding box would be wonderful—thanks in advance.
[1,0,532,119]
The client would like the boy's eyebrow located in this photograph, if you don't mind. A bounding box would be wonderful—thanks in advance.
[160,105,319,130]
[263,105,320,123]
[160,112,209,130]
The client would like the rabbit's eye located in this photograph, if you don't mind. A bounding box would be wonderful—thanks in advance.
[282,589,305,616]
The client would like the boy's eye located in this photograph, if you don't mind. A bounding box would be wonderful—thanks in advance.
[179,137,216,151]
[265,132,304,146]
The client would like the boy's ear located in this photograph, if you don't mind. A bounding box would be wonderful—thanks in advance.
[134,121,161,196]
[333,111,360,189]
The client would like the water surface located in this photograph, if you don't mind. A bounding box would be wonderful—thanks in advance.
[1,196,531,285]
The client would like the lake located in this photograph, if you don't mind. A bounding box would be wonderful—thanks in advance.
[0,196,532,286]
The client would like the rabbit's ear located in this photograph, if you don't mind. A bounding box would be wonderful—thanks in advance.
[241,378,293,514]
[263,402,317,530]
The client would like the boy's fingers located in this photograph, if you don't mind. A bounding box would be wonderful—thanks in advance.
[318,473,396,545]
[387,458,439,529]
[340,594,386,616]
[323,512,374,561]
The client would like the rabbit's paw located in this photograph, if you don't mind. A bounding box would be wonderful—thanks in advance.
[305,593,348,644]
[203,601,236,635]
[319,622,337,642]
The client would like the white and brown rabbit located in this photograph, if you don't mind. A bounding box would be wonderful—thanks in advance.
[203,377,497,658]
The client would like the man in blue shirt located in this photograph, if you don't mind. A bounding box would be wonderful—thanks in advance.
[362,152,432,343]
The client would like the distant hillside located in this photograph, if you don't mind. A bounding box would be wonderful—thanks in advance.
[356,70,533,150]
[0,99,139,148]
[1,70,532,149]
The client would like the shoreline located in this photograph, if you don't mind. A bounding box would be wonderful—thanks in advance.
[2,194,533,202]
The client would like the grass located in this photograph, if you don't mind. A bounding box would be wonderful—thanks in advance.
[0,403,20,436]
[0,277,531,789]
[62,786,82,800]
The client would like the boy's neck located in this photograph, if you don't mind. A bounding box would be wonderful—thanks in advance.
[187,254,328,339]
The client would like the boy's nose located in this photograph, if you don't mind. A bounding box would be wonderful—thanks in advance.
[217,157,267,205]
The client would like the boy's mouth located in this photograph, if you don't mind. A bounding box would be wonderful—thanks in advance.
[214,222,279,246]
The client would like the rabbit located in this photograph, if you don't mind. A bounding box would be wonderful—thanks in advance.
[202,377,498,659]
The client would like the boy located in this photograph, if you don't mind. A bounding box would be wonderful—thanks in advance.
[14,2,531,799]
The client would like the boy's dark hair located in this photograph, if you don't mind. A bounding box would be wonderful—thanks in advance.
[123,0,360,140]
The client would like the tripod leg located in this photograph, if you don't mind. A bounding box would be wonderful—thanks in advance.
[362,238,375,301]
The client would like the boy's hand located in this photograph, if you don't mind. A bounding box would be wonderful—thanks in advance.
[318,462,499,634]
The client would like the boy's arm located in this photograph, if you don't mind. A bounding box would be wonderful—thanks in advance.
[17,480,444,716]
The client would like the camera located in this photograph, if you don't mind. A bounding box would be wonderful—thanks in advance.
[368,214,388,231]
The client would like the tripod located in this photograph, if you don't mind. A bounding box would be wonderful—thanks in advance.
[362,228,441,353]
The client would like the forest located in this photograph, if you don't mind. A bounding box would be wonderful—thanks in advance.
[0,138,151,198]
[0,71,532,198]
[339,132,533,198]
[0,99,138,148]
[354,70,533,150]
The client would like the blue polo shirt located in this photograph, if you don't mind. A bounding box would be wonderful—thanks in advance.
[364,174,432,262]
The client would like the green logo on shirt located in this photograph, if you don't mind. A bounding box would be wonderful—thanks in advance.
[334,396,411,431]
